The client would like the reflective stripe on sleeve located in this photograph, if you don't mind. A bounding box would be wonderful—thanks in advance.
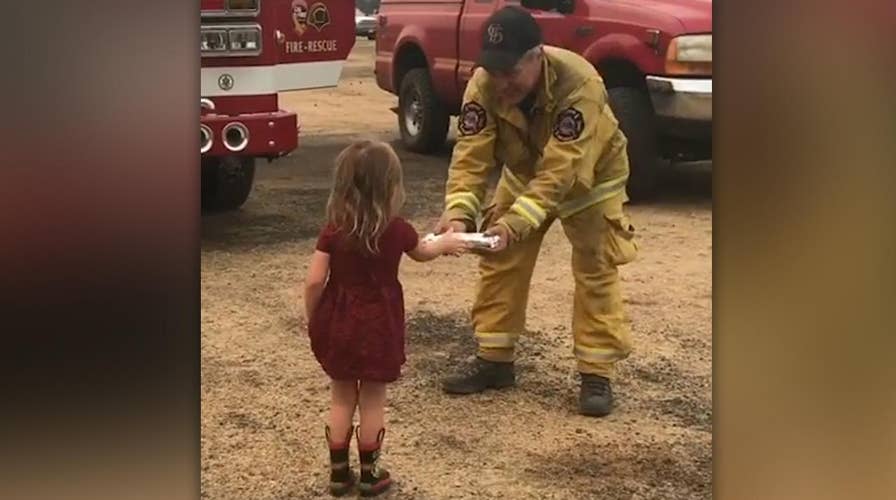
[445,191,481,217]
[509,196,548,228]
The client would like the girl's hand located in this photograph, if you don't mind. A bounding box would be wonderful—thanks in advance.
[410,228,473,261]
[440,227,473,256]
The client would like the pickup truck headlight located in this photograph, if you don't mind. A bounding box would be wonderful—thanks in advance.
[665,34,712,76]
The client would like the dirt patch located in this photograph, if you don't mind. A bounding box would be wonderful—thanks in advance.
[202,38,712,499]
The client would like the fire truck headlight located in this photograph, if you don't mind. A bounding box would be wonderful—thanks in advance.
[201,29,228,53]
[228,27,261,54]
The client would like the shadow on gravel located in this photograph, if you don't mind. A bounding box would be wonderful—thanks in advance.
[201,186,329,250]
[618,355,713,432]
[403,310,479,385]
[400,312,583,414]
[523,439,712,499]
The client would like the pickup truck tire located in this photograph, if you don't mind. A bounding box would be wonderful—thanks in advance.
[398,68,449,154]
[201,156,255,211]
[607,86,659,202]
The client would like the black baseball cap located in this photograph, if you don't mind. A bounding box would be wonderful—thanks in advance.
[476,6,543,73]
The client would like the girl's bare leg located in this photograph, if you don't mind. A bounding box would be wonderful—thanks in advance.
[358,381,387,444]
[328,379,359,439]
[326,380,359,496]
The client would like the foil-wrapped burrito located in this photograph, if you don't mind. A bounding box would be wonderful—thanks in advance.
[421,232,501,250]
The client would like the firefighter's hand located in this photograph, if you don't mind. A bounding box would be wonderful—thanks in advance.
[434,215,469,235]
[484,224,511,252]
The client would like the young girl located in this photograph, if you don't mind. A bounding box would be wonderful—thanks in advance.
[303,140,470,497]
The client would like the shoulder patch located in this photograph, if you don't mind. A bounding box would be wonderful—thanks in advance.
[458,101,487,136]
[552,107,585,142]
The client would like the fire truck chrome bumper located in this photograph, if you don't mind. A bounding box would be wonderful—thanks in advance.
[646,76,712,122]
[200,110,298,157]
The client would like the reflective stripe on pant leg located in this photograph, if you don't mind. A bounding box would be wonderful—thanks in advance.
[571,261,631,378]
[557,174,629,219]
[475,331,521,349]
[472,218,549,362]
[502,167,628,220]
[562,201,632,379]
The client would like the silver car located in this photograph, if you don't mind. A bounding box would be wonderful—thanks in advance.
[355,9,377,39]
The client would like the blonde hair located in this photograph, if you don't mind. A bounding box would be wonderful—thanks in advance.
[325,140,406,254]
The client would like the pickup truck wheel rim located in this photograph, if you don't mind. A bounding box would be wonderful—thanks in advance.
[404,95,423,137]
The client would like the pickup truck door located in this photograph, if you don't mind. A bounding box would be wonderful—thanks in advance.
[458,0,500,90]
[505,0,578,50]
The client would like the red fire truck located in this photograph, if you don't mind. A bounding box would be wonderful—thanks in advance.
[200,0,354,210]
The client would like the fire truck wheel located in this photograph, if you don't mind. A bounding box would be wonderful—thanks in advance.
[607,86,660,202]
[201,156,256,211]
[398,68,449,154]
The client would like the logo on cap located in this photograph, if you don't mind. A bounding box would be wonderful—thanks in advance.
[487,24,504,44]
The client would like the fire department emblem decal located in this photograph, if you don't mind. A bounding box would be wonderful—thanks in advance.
[553,107,584,142]
[292,0,330,36]
[458,102,487,136]
[218,74,234,91]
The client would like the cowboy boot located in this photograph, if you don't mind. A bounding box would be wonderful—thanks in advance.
[325,425,356,496]
[357,428,392,497]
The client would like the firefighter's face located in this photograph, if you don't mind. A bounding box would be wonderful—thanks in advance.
[488,48,543,106]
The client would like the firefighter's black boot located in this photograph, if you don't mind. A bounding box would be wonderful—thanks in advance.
[579,373,614,417]
[357,428,392,497]
[441,356,516,394]
[325,425,356,497]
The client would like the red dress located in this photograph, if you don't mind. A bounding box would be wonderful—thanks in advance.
[308,218,420,382]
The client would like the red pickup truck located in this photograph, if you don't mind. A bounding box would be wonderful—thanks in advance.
[374,0,712,200]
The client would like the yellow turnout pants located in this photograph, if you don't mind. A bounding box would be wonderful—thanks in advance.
[473,177,638,379]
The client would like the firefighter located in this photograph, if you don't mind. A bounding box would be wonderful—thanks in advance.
[436,6,638,417]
